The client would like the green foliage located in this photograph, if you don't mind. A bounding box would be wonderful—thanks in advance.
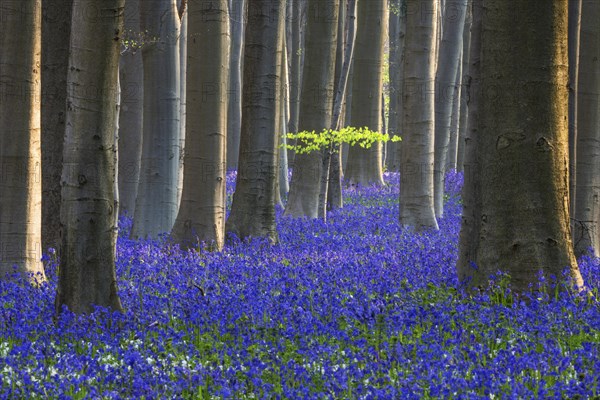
[285,126,401,154]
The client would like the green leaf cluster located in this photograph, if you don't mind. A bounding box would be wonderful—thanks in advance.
[285,126,401,154]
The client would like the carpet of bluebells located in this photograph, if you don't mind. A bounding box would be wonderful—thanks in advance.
[1,171,600,399]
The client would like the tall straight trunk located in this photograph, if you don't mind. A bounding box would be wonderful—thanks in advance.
[344,0,387,186]
[226,0,284,242]
[457,0,584,292]
[0,0,45,280]
[456,0,480,283]
[279,33,290,203]
[386,0,404,172]
[227,0,245,170]
[399,0,439,231]
[118,0,144,216]
[131,0,182,239]
[178,2,187,208]
[284,0,339,219]
[56,0,125,313]
[446,51,463,171]
[573,0,600,257]
[456,3,472,172]
[41,0,72,254]
[433,0,467,218]
[287,0,306,167]
[568,0,583,224]
[172,0,229,250]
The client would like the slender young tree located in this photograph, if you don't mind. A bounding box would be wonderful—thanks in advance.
[573,0,600,257]
[41,0,73,254]
[118,0,144,216]
[433,0,468,218]
[344,0,387,186]
[177,0,187,207]
[456,2,472,172]
[457,0,584,291]
[386,0,405,172]
[56,0,125,313]
[131,0,183,239]
[226,0,246,170]
[226,0,285,242]
[172,0,230,250]
[284,0,339,218]
[0,0,45,280]
[399,0,439,230]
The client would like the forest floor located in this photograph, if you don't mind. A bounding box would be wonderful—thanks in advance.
[1,171,599,399]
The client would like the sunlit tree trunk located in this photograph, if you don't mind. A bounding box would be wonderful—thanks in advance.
[446,52,463,171]
[178,1,187,207]
[118,0,144,216]
[227,0,245,170]
[344,0,387,186]
[284,0,339,218]
[131,0,182,239]
[0,0,45,280]
[56,0,125,313]
[41,0,72,254]
[433,0,467,218]
[399,0,439,230]
[172,0,229,250]
[457,0,584,292]
[573,0,600,257]
[226,0,285,242]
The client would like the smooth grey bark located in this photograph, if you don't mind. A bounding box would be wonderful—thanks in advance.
[568,0,583,222]
[178,3,187,208]
[386,0,405,172]
[172,0,229,251]
[226,0,285,242]
[131,0,182,239]
[0,0,45,281]
[456,0,480,284]
[279,33,290,203]
[456,3,472,172]
[227,0,245,170]
[573,0,600,257]
[457,0,583,292]
[284,0,339,219]
[446,50,463,171]
[399,0,439,231]
[56,0,125,313]
[41,0,72,255]
[433,0,467,218]
[344,0,387,186]
[118,0,143,216]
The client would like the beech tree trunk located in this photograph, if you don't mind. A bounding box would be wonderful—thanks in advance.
[386,0,405,172]
[226,0,285,242]
[344,0,387,186]
[0,0,45,281]
[41,0,72,254]
[399,0,439,230]
[172,0,230,250]
[118,0,143,216]
[56,0,125,313]
[573,0,600,257]
[284,0,339,219]
[131,0,182,239]
[226,0,245,170]
[457,0,584,292]
[456,4,472,172]
[433,0,468,218]
[568,0,582,224]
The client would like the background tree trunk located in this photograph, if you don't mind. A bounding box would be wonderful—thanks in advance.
[458,0,584,292]
[178,2,187,207]
[456,3,472,172]
[131,0,182,239]
[284,0,339,219]
[433,0,468,218]
[226,0,285,242]
[573,0,600,257]
[172,0,230,250]
[0,0,45,280]
[399,0,439,231]
[41,0,73,255]
[118,0,143,216]
[568,0,582,227]
[227,0,245,170]
[344,0,387,186]
[56,0,125,313]
[386,0,405,172]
